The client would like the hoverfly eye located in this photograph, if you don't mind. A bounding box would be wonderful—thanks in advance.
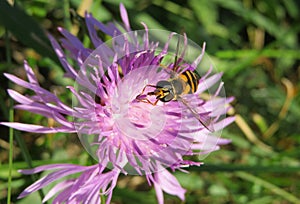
[156,80,171,88]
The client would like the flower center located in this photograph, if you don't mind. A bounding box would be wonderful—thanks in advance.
[127,103,152,128]
[111,66,168,141]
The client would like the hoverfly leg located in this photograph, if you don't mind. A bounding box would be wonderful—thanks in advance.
[135,84,160,106]
[136,84,157,99]
[136,97,159,106]
[152,99,159,106]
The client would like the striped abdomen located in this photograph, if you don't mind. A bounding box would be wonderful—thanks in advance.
[177,70,199,94]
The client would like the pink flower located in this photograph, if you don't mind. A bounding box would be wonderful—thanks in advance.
[1,3,234,203]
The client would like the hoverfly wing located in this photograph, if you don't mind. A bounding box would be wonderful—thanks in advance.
[179,97,214,132]
[173,34,187,73]
[173,35,181,71]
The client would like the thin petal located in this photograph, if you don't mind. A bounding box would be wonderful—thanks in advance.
[58,27,81,45]
[48,34,78,79]
[18,165,96,198]
[191,42,206,68]
[19,164,91,174]
[120,3,130,31]
[4,73,33,89]
[196,72,223,94]
[156,169,186,201]
[42,180,74,202]
[85,13,120,36]
[0,122,75,133]
[7,89,33,104]
[24,60,39,84]
[154,182,164,204]
[213,116,235,132]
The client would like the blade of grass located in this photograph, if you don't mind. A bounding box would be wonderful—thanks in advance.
[236,172,300,204]
[7,93,14,204]
[213,0,285,39]
[235,114,273,153]
[3,27,47,204]
[152,0,194,20]
[263,78,295,139]
[63,0,71,31]
[5,26,13,204]
[14,132,46,201]
[0,0,59,64]
[190,164,300,173]
[216,49,300,59]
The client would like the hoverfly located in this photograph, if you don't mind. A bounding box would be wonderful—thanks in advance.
[136,36,214,132]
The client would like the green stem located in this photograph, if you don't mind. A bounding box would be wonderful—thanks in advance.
[14,132,46,201]
[4,27,46,203]
[5,27,13,204]
[63,0,71,30]
[190,164,300,173]
[236,172,300,203]
[7,95,14,204]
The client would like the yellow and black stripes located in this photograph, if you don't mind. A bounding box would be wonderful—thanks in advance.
[179,70,199,94]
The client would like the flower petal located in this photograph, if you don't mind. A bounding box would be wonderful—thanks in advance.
[42,180,74,202]
[18,165,96,199]
[120,3,130,31]
[156,169,186,201]
[0,122,75,133]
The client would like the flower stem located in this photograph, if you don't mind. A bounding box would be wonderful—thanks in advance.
[4,27,46,203]
[14,132,46,201]
[7,91,14,204]
[236,172,300,204]
[190,164,300,173]
[6,27,13,204]
[63,0,71,31]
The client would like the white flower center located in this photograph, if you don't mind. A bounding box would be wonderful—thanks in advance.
[127,103,152,128]
[111,66,168,141]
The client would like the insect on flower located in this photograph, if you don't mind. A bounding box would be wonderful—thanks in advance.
[136,35,214,132]
[0,3,236,203]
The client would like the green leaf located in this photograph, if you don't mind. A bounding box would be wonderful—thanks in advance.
[175,172,204,190]
[0,1,59,64]
[213,0,289,41]
[282,0,299,19]
[189,0,229,38]
[113,187,155,204]
[208,184,228,196]
[236,172,300,204]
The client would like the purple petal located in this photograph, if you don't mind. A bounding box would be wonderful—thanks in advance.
[42,180,74,202]
[58,27,85,51]
[4,73,34,89]
[18,165,96,198]
[141,22,149,49]
[85,12,103,47]
[0,122,75,133]
[191,42,206,68]
[7,89,33,104]
[156,169,186,201]
[213,116,235,132]
[24,61,39,84]
[153,181,164,204]
[52,186,73,203]
[48,34,78,79]
[85,13,120,36]
[196,72,223,94]
[120,3,130,31]
[19,164,87,174]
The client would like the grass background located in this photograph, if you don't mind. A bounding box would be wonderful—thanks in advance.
[0,0,300,203]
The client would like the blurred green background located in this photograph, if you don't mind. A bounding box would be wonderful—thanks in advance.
[0,0,300,203]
